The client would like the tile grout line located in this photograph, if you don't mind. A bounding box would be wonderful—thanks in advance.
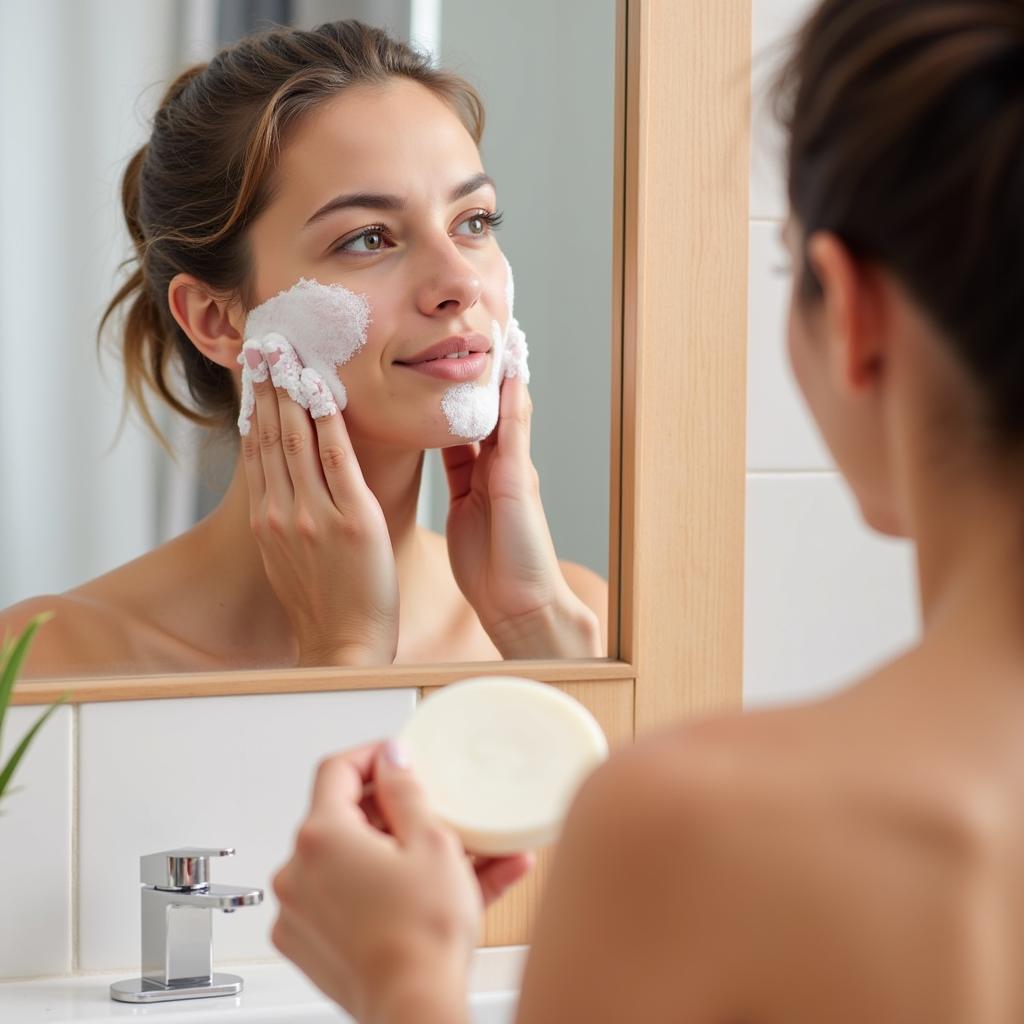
[71,704,80,974]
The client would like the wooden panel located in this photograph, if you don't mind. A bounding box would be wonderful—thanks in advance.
[11,659,634,706]
[422,678,635,948]
[621,0,749,730]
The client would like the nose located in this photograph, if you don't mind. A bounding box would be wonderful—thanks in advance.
[414,239,482,318]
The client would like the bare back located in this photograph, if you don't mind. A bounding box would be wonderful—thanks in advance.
[518,642,1024,1022]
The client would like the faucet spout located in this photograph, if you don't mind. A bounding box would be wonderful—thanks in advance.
[152,883,263,911]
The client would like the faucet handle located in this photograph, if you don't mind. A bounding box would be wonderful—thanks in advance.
[140,847,235,890]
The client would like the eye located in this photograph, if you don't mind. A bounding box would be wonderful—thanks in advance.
[336,227,392,254]
[454,210,504,238]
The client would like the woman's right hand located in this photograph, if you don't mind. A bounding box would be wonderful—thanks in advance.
[240,340,399,667]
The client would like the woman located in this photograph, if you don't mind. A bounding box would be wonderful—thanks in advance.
[1,22,607,677]
[271,1,1024,1020]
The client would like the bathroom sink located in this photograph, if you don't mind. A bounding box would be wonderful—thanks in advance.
[0,949,525,1023]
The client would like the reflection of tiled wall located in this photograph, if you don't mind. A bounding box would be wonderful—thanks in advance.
[0,691,415,980]
[745,0,920,707]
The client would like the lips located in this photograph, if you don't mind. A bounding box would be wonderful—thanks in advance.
[393,332,492,383]
[393,331,489,364]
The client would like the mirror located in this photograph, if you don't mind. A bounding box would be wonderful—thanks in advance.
[0,0,617,681]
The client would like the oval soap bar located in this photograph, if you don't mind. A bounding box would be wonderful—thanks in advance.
[398,676,609,856]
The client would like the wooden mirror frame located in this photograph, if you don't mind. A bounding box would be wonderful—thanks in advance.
[13,0,750,944]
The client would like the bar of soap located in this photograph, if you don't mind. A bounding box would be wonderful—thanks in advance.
[398,676,609,855]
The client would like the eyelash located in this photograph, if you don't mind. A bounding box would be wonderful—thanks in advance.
[475,210,504,232]
[334,209,504,254]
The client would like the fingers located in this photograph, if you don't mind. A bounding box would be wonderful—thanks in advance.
[474,853,535,907]
[311,402,372,512]
[496,377,532,462]
[271,901,353,1009]
[264,335,345,507]
[239,349,267,508]
[250,345,294,501]
[372,741,437,847]
[309,744,380,821]
[273,369,330,505]
[240,334,365,515]
[442,443,480,501]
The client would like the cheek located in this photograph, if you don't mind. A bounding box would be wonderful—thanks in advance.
[345,290,396,369]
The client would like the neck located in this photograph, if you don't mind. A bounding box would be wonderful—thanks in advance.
[906,448,1024,655]
[350,435,428,560]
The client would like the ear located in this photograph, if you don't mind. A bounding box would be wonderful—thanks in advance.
[167,273,246,370]
[806,232,887,395]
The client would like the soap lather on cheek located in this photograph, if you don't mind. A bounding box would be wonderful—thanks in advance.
[237,278,371,435]
[440,255,530,441]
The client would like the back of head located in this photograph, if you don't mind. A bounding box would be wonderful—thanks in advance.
[101,20,483,446]
[774,0,1024,447]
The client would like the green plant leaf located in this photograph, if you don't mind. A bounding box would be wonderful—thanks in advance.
[0,612,54,750]
[0,694,67,803]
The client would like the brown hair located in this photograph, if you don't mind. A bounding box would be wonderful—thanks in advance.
[773,0,1024,444]
[100,20,484,446]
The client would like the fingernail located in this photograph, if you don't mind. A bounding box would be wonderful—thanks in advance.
[244,348,263,369]
[384,739,409,769]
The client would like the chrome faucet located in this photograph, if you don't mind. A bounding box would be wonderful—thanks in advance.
[110,847,264,1004]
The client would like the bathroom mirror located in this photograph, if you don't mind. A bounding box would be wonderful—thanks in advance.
[0,0,617,681]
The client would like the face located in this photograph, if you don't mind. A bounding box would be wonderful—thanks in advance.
[782,219,904,536]
[237,79,510,450]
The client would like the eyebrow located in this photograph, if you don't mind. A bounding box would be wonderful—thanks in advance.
[303,172,496,229]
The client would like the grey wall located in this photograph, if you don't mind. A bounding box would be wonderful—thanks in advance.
[429,0,616,579]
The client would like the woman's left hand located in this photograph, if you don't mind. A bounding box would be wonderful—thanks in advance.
[272,742,532,1023]
[443,378,602,658]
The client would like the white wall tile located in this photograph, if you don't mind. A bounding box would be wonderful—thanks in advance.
[78,689,417,972]
[0,705,72,978]
[747,220,833,471]
[750,0,818,219]
[744,474,920,706]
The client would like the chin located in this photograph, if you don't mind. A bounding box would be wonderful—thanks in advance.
[349,415,480,452]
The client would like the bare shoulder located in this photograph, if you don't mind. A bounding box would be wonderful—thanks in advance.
[522,659,998,1020]
[520,690,918,1019]
[568,701,828,857]
[0,592,133,680]
[563,643,992,888]
[558,559,607,611]
[0,535,194,679]
[557,559,608,651]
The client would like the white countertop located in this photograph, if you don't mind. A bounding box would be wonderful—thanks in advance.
[0,947,527,1022]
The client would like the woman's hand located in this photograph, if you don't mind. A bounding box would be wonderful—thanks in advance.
[241,339,399,667]
[443,378,602,658]
[271,742,533,1024]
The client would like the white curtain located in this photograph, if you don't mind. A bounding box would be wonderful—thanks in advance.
[0,0,218,608]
